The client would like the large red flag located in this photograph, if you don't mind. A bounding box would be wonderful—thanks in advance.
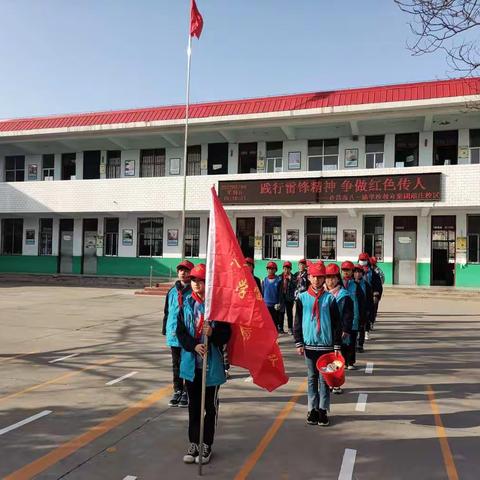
[190,0,204,39]
[205,187,288,392]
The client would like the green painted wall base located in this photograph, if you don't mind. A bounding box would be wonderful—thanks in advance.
[0,256,58,274]
[416,263,431,286]
[456,263,480,288]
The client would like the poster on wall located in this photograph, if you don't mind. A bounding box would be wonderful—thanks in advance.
[288,152,301,170]
[344,148,358,168]
[167,229,179,246]
[28,164,38,180]
[169,158,180,175]
[124,160,135,176]
[343,229,357,248]
[25,229,35,245]
[122,229,134,246]
[286,229,299,247]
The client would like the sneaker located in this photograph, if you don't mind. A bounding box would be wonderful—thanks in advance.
[365,332,370,340]
[357,346,364,353]
[333,387,343,394]
[306,409,319,425]
[183,443,199,464]
[288,329,293,335]
[347,365,357,371]
[195,444,212,464]
[318,409,330,426]
[225,369,230,379]
[169,390,182,407]
[178,391,189,408]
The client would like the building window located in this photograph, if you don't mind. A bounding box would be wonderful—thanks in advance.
[263,217,281,259]
[305,217,337,260]
[39,218,53,255]
[395,133,419,167]
[308,139,339,171]
[104,218,119,256]
[363,216,384,261]
[1,218,23,255]
[238,142,257,173]
[366,135,384,169]
[187,145,201,176]
[184,217,200,258]
[61,153,76,180]
[467,215,480,263]
[469,129,480,164]
[106,151,121,179]
[266,142,283,173]
[5,156,25,182]
[433,130,458,165]
[42,155,55,180]
[137,218,163,257]
[140,149,165,177]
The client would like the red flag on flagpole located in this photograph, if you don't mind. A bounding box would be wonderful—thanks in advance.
[190,0,204,39]
[205,187,288,392]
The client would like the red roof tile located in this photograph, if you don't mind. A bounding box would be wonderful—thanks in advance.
[0,77,479,134]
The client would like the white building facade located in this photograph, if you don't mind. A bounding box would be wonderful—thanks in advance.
[1,77,480,287]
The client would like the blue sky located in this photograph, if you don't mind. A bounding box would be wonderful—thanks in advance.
[0,0,452,119]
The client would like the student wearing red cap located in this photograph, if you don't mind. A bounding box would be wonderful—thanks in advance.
[353,264,373,353]
[244,257,262,295]
[294,262,342,426]
[281,261,296,335]
[340,261,363,370]
[324,263,353,393]
[176,264,231,465]
[368,256,384,332]
[162,259,194,408]
[262,261,285,333]
[358,253,383,330]
[294,259,309,298]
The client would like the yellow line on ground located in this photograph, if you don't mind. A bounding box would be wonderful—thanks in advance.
[4,385,172,480]
[234,379,307,480]
[0,358,116,405]
[0,351,37,364]
[426,385,459,480]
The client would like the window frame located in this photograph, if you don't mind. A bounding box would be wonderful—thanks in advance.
[5,155,25,182]
[140,149,166,178]
[186,145,202,176]
[42,154,55,180]
[137,217,164,257]
[308,139,339,171]
[104,217,119,257]
[1,218,24,255]
[38,218,53,256]
[362,215,384,261]
[266,142,283,173]
[184,217,201,258]
[395,132,419,168]
[106,150,121,179]
[304,216,337,260]
[365,135,385,169]
[262,216,282,260]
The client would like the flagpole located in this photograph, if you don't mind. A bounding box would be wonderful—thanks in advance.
[198,320,209,476]
[181,32,193,261]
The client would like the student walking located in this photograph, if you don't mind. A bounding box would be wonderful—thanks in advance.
[281,261,297,335]
[162,259,194,408]
[176,264,231,465]
[294,262,342,426]
[354,264,373,353]
[358,253,382,330]
[294,258,309,298]
[262,261,284,333]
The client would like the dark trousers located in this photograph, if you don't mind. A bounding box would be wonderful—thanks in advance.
[341,331,358,366]
[267,306,281,331]
[185,370,220,447]
[372,299,379,324]
[171,346,184,392]
[284,300,294,330]
[358,325,367,347]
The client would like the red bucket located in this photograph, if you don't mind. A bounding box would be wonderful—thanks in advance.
[316,352,345,388]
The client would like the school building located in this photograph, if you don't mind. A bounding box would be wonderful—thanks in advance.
[1,77,480,287]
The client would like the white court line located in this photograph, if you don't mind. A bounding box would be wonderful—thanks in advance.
[0,410,52,436]
[106,371,138,386]
[338,448,357,480]
[365,362,374,374]
[123,476,137,480]
[244,376,253,383]
[49,353,79,364]
[355,393,368,412]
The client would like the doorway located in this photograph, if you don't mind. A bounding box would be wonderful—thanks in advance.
[236,218,255,259]
[58,219,74,273]
[83,151,101,179]
[207,143,228,175]
[82,219,98,274]
[393,216,417,285]
[431,216,456,286]
[433,130,458,166]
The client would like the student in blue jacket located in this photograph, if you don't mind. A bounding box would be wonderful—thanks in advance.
[262,261,285,333]
[162,259,194,408]
[293,262,342,427]
[176,264,231,465]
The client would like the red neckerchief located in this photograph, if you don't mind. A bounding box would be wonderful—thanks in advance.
[176,282,189,307]
[342,277,350,288]
[191,292,205,339]
[282,273,291,293]
[267,274,276,280]
[329,285,342,297]
[307,286,325,332]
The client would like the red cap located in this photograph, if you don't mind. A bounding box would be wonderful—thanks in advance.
[244,257,254,266]
[283,261,292,268]
[341,261,354,270]
[306,260,313,267]
[325,263,340,276]
[266,261,278,270]
[358,252,370,261]
[189,263,206,280]
[299,259,307,265]
[177,260,195,271]
[308,262,326,277]
[353,264,364,272]
[363,265,369,272]
[370,256,377,265]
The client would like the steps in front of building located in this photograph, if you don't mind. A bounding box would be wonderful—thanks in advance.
[134,283,174,296]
